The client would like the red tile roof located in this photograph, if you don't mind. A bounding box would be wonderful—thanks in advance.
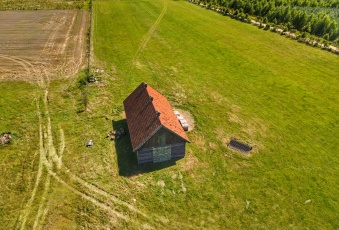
[123,82,189,151]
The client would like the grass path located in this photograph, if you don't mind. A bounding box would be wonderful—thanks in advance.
[132,0,168,66]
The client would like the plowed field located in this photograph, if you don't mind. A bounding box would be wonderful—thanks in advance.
[0,10,88,81]
[0,0,86,10]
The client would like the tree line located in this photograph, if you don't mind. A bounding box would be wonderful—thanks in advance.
[192,0,339,42]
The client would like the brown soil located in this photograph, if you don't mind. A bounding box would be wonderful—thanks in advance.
[0,10,89,82]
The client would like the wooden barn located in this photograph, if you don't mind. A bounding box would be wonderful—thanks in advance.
[123,82,190,164]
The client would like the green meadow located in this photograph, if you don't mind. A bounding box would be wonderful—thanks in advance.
[1,0,338,229]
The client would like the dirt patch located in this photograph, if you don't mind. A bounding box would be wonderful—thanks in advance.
[241,117,268,138]
[228,112,242,124]
[181,148,200,173]
[0,10,89,82]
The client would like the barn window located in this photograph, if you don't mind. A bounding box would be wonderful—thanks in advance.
[158,133,166,146]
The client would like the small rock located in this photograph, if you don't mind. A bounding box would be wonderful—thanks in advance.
[86,139,93,147]
[246,200,250,209]
[305,199,312,204]
[157,180,165,188]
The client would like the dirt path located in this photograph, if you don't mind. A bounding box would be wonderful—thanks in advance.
[133,0,168,65]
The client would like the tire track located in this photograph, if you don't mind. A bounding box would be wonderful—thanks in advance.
[37,89,131,222]
[72,10,87,73]
[0,54,32,75]
[43,16,67,55]
[29,99,53,230]
[58,127,65,167]
[31,98,56,229]
[18,82,157,229]
[65,11,86,75]
[32,174,51,230]
[16,99,50,230]
[37,88,148,219]
[133,0,168,65]
[36,201,49,230]
[59,13,76,56]
[0,53,47,83]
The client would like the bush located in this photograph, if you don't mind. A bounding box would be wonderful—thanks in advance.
[264,24,271,30]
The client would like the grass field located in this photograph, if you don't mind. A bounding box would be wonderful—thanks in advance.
[1,0,338,229]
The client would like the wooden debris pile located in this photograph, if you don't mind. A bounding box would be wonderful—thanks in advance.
[106,127,126,141]
[88,69,105,83]
[0,132,12,145]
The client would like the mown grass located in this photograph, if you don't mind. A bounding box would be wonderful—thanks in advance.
[92,0,339,228]
[0,0,338,229]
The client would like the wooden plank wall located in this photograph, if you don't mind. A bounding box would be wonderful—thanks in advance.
[137,147,153,164]
[137,143,186,164]
[171,143,185,159]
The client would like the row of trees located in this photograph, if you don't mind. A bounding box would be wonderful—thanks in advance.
[211,0,339,9]
[194,0,339,42]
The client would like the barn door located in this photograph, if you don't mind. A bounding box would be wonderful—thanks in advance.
[153,146,171,163]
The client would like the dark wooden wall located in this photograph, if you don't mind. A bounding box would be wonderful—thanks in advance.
[136,128,186,164]
[137,147,153,164]
[142,127,185,148]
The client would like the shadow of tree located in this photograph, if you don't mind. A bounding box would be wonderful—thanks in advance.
[113,119,176,177]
